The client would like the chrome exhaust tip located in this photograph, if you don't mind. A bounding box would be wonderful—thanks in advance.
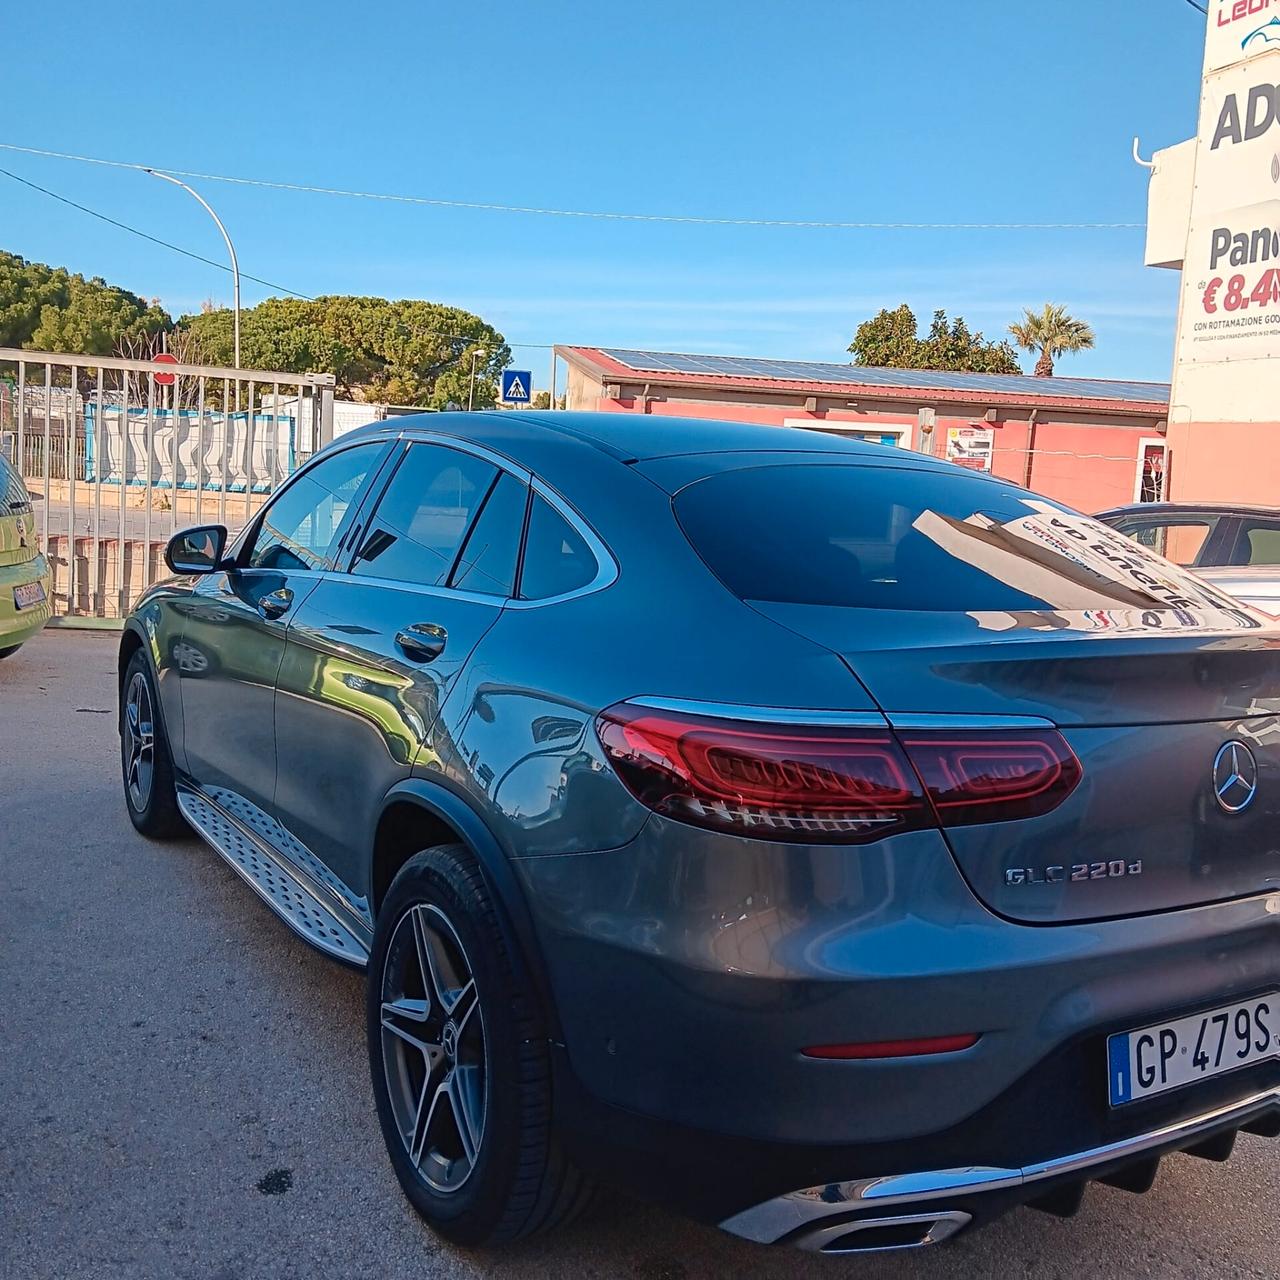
[794,1210,972,1254]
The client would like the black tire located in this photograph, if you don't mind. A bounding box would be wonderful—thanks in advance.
[0,644,19,660]
[367,844,594,1247]
[120,650,187,839]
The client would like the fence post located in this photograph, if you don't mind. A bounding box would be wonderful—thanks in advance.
[319,382,335,450]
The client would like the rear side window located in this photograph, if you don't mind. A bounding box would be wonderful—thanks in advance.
[675,464,1233,614]
[1237,521,1280,566]
[519,495,597,600]
[1113,517,1213,567]
[353,444,495,587]
[450,472,528,597]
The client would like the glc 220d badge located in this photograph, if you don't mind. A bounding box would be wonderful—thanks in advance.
[1005,860,1145,887]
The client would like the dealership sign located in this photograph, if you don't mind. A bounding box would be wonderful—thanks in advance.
[1206,2,1280,75]
[1210,81,1280,148]
[1176,17,1280,367]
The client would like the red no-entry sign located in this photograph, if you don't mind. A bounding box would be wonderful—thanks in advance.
[153,352,178,386]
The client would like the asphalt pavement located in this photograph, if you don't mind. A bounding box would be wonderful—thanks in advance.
[2,628,1277,1280]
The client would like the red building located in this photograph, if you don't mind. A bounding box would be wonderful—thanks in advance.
[555,346,1171,514]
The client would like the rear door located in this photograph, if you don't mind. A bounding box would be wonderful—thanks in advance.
[272,441,529,897]
[673,461,1280,924]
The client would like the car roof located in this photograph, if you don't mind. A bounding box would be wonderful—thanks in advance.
[335,409,943,468]
[1097,501,1280,519]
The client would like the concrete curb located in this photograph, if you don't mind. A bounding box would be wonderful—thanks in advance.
[47,616,125,631]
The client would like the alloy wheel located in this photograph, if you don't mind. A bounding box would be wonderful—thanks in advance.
[123,671,155,811]
[380,903,487,1194]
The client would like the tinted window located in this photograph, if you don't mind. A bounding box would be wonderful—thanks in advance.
[519,495,596,600]
[248,443,381,571]
[450,472,528,596]
[1114,518,1213,567]
[353,444,495,587]
[1239,521,1280,566]
[0,451,31,511]
[675,464,1231,613]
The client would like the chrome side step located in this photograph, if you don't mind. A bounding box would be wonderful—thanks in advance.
[177,787,369,968]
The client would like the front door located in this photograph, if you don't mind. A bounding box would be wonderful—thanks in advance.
[178,440,389,816]
[273,443,530,904]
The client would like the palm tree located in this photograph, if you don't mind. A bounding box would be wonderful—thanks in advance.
[1009,304,1096,377]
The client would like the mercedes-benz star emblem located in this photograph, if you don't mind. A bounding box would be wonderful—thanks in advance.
[441,1020,459,1061]
[1213,741,1259,815]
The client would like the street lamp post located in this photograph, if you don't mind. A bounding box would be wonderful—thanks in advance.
[467,348,487,411]
[145,169,241,369]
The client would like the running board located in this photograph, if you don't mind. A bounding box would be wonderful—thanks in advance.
[177,787,369,968]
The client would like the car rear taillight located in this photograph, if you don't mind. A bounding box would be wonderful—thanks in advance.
[898,731,1082,827]
[596,702,1082,844]
[595,703,930,843]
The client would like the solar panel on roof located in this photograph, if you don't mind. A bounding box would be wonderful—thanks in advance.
[596,348,1168,404]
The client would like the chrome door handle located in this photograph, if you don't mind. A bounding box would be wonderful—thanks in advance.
[395,623,447,663]
[257,588,294,620]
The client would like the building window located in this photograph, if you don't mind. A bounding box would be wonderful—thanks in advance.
[1134,439,1169,504]
[783,418,912,449]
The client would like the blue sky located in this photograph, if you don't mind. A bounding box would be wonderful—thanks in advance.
[2,1,1208,384]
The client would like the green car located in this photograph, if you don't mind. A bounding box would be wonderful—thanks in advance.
[0,451,51,658]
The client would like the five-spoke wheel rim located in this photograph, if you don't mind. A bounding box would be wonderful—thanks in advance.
[123,671,155,812]
[380,903,487,1194]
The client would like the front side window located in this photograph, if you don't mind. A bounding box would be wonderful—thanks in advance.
[352,444,496,587]
[247,443,382,571]
[519,495,597,600]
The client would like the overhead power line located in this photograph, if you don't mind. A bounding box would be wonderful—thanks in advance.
[0,165,555,351]
[1182,0,1208,14]
[0,141,1146,231]
[0,165,309,297]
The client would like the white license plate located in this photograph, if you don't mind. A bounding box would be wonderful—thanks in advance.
[1108,994,1279,1106]
[13,580,45,611]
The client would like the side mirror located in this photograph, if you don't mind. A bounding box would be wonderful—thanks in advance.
[165,525,229,576]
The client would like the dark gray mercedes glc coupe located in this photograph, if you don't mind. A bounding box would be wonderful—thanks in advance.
[119,411,1279,1255]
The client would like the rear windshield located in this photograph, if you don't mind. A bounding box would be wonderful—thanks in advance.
[0,450,31,512]
[674,464,1242,615]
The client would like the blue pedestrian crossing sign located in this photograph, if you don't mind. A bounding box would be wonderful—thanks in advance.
[501,370,533,403]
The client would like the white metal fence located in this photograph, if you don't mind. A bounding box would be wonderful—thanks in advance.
[0,349,335,619]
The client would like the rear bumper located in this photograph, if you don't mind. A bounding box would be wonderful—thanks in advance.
[515,818,1280,1234]
[548,1028,1280,1240]
[516,820,1280,1144]
[719,1085,1280,1252]
[0,554,51,647]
